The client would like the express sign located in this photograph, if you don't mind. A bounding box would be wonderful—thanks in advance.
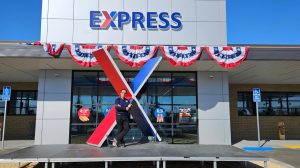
[90,11,182,30]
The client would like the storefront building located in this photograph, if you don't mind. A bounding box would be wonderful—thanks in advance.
[0,0,299,145]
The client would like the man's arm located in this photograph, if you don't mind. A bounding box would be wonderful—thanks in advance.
[115,105,127,111]
[125,98,133,111]
[126,103,132,111]
[115,98,128,112]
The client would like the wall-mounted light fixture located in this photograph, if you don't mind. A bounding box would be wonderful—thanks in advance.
[54,73,60,77]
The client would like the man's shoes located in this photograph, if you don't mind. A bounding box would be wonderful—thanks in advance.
[112,138,125,148]
[116,141,125,148]
[116,141,121,147]
[111,138,117,147]
[120,142,126,148]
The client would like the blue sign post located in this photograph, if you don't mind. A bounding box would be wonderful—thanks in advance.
[253,88,261,147]
[1,86,11,149]
[2,86,11,101]
[253,88,261,102]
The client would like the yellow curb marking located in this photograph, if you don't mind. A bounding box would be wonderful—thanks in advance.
[285,145,300,149]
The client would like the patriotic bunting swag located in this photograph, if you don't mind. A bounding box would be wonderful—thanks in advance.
[67,44,109,67]
[43,43,65,57]
[113,45,158,67]
[160,46,203,67]
[206,47,249,68]
[25,42,42,46]
[29,42,249,69]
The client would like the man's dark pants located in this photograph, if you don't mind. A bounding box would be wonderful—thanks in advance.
[116,114,129,144]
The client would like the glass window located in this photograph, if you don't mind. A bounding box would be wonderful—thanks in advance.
[71,71,198,144]
[147,86,172,105]
[98,86,117,105]
[73,71,98,86]
[148,72,172,85]
[0,91,37,115]
[73,86,98,105]
[173,87,196,105]
[237,92,255,116]
[172,73,196,86]
[259,93,287,115]
[238,92,300,116]
[288,93,300,116]
[0,101,4,115]
[123,71,138,87]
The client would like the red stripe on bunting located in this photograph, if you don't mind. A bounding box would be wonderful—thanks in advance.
[43,43,65,57]
[113,45,158,67]
[66,44,111,67]
[205,47,249,68]
[160,46,203,67]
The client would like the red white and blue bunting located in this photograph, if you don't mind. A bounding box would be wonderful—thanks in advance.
[43,43,65,57]
[25,42,42,46]
[160,46,203,67]
[113,45,158,67]
[206,47,249,68]
[67,44,110,67]
[27,42,249,69]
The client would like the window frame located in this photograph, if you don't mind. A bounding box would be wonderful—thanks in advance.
[70,70,198,144]
[237,91,300,116]
[0,90,37,116]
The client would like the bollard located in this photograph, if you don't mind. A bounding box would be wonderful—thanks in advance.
[278,122,286,140]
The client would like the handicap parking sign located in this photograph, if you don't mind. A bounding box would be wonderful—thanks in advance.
[253,88,261,102]
[2,86,11,101]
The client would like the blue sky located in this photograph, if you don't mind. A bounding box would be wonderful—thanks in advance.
[0,0,299,45]
[227,0,300,45]
[0,0,42,42]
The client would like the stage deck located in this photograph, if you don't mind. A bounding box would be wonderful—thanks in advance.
[0,143,269,168]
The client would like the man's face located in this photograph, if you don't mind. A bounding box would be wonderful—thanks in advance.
[120,90,127,98]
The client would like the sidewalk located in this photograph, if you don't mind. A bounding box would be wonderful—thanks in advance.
[234,140,300,168]
[0,140,36,168]
[0,140,34,155]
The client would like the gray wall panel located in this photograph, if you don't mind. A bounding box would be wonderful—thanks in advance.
[44,70,72,93]
[198,94,230,119]
[41,0,227,45]
[41,119,70,144]
[197,72,226,94]
[35,70,72,145]
[42,93,72,119]
[198,119,231,144]
[197,71,231,145]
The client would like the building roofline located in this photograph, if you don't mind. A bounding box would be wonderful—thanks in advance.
[1,41,300,48]
[228,44,300,48]
[1,42,300,61]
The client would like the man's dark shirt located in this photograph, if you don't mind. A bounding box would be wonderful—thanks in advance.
[115,97,131,116]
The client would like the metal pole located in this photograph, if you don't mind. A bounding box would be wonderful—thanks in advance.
[163,161,166,168]
[171,111,174,144]
[1,101,7,149]
[105,161,108,168]
[156,161,160,168]
[213,161,217,168]
[44,162,48,168]
[256,102,261,147]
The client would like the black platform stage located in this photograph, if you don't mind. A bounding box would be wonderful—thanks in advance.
[0,143,269,168]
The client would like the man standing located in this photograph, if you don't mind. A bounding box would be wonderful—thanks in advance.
[113,89,132,147]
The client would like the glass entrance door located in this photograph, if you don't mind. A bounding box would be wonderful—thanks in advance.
[71,72,118,144]
[140,72,198,144]
[71,71,198,144]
